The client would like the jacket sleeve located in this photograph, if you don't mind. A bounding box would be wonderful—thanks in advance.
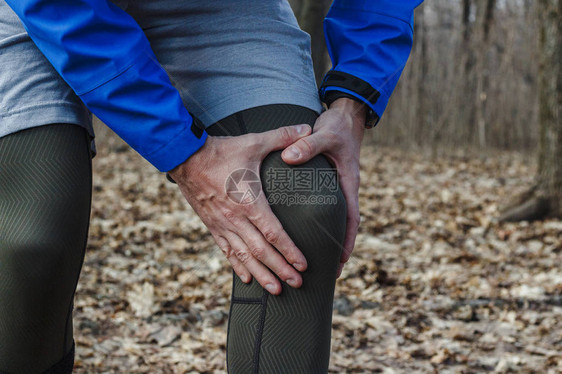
[4,0,207,172]
[320,0,424,126]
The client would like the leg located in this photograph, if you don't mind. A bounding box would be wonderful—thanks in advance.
[0,124,92,374]
[207,105,347,373]
[129,2,339,370]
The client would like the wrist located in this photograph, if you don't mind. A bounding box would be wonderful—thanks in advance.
[323,89,380,129]
[329,98,368,123]
[329,98,368,135]
[168,136,211,182]
[319,71,381,128]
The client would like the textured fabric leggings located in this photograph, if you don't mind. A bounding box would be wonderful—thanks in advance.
[206,104,347,373]
[0,124,91,374]
[0,104,346,373]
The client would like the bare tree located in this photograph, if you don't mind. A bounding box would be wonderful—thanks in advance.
[462,0,472,44]
[500,0,562,221]
[415,4,429,136]
[288,0,540,152]
[289,0,332,86]
[287,0,303,17]
[474,0,496,148]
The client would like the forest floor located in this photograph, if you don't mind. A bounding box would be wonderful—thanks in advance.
[73,142,561,373]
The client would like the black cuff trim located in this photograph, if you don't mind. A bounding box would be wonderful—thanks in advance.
[190,115,206,139]
[320,85,381,129]
[166,173,176,184]
[166,114,205,183]
[319,71,380,106]
[322,91,363,108]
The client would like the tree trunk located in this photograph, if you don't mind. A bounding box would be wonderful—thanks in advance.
[290,0,332,86]
[287,0,303,17]
[462,0,472,45]
[408,3,430,145]
[417,4,429,138]
[460,0,477,144]
[537,0,562,216]
[474,0,496,148]
[499,0,562,221]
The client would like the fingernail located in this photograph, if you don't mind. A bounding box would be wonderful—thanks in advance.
[293,262,306,272]
[265,283,276,294]
[287,278,298,287]
[296,124,308,135]
[285,147,300,160]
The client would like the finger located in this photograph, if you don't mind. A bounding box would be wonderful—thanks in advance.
[214,234,251,283]
[337,167,361,265]
[227,253,253,284]
[336,262,344,279]
[255,124,312,157]
[225,231,283,295]
[341,204,359,264]
[226,207,303,288]
[247,193,308,272]
[281,131,337,165]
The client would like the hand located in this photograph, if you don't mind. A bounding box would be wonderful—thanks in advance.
[281,98,366,278]
[169,124,312,295]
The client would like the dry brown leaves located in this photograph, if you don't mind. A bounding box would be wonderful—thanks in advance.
[73,144,561,373]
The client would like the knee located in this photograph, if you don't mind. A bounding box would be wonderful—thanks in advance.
[1,238,64,283]
[263,151,344,204]
[0,215,85,284]
[260,151,347,246]
[280,186,346,230]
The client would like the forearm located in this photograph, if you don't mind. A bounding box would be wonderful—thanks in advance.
[320,0,424,125]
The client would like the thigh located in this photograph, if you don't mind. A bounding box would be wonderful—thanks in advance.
[0,124,92,373]
[128,0,323,128]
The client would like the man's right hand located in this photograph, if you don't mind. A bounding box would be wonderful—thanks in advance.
[169,124,312,295]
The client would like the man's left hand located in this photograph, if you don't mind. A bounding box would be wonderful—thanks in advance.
[281,98,366,278]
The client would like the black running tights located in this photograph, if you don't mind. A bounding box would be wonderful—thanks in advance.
[0,104,346,373]
[0,124,91,373]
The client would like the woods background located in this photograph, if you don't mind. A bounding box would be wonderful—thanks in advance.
[82,1,561,372]
[290,0,539,150]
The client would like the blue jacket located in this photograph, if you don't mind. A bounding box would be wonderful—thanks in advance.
[322,0,424,125]
[5,0,423,172]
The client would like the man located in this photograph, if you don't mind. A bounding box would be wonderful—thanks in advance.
[0,0,423,372]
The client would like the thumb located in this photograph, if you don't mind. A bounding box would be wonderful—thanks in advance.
[255,124,311,156]
[280,132,328,165]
